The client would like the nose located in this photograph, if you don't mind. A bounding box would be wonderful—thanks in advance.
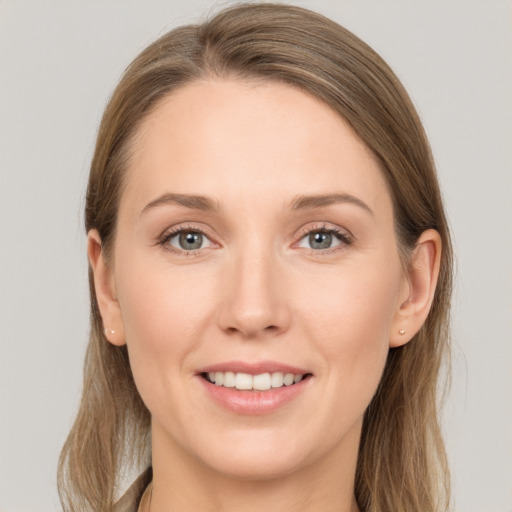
[217,248,291,339]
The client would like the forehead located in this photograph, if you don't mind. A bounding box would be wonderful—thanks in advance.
[122,78,391,217]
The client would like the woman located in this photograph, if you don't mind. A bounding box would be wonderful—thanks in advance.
[58,3,452,512]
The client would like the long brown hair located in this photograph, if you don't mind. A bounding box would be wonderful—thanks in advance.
[58,4,452,511]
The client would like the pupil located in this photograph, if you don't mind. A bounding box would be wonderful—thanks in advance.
[310,232,332,249]
[179,232,202,250]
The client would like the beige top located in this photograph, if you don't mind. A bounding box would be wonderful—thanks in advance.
[113,468,152,512]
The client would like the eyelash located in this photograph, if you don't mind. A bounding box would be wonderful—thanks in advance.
[296,223,353,254]
[158,223,353,256]
[158,224,212,256]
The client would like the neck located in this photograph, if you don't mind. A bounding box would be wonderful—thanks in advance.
[149,421,361,512]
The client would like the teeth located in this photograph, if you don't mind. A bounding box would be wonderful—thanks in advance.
[214,372,223,386]
[235,372,253,390]
[283,373,294,386]
[223,371,236,388]
[271,372,284,387]
[206,371,305,390]
[253,373,271,391]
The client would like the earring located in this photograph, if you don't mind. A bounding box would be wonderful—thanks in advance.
[105,327,115,335]
[399,329,405,335]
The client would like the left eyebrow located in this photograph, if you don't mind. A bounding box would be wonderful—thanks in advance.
[290,193,374,216]
[140,193,219,216]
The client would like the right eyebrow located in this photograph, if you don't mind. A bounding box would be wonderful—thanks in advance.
[291,192,374,216]
[140,193,219,216]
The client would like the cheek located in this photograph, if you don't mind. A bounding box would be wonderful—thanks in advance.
[301,262,399,340]
[296,259,401,399]
[117,250,214,349]
[114,252,218,408]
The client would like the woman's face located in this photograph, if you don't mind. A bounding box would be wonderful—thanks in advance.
[102,79,410,479]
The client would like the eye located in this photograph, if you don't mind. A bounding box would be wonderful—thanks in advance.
[163,229,213,252]
[297,227,351,251]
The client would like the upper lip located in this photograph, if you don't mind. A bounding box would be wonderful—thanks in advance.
[197,360,310,375]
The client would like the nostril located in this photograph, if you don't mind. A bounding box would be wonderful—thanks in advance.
[223,323,282,338]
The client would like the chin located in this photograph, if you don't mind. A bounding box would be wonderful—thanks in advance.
[184,425,336,482]
[203,450,309,482]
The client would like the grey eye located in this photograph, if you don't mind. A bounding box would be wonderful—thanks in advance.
[167,231,211,251]
[298,230,343,250]
[309,232,333,249]
[179,232,203,250]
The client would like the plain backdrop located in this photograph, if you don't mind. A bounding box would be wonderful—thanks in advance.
[0,1,511,511]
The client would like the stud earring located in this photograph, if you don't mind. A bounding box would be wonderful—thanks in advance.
[105,327,115,335]
[399,329,405,335]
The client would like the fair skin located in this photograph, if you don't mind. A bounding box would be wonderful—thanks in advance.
[88,79,441,512]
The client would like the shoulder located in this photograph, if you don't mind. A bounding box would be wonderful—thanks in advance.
[113,467,152,512]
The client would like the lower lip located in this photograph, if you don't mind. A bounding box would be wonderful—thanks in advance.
[198,376,311,415]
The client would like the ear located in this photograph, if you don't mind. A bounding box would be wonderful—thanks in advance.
[390,229,442,348]
[87,229,126,346]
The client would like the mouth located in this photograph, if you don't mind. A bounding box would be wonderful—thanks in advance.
[200,371,312,391]
[196,361,313,414]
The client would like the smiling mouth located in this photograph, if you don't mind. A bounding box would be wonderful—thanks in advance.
[201,371,312,391]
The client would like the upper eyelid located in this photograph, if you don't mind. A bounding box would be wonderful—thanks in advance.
[160,223,213,239]
[296,222,353,239]
[157,222,353,248]
[160,223,349,235]
[158,225,217,255]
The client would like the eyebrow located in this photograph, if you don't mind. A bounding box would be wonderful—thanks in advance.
[140,191,373,216]
[291,193,374,215]
[141,193,219,216]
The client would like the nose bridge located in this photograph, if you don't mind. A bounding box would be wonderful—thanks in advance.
[218,236,290,338]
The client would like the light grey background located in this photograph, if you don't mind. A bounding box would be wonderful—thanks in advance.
[0,1,511,511]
